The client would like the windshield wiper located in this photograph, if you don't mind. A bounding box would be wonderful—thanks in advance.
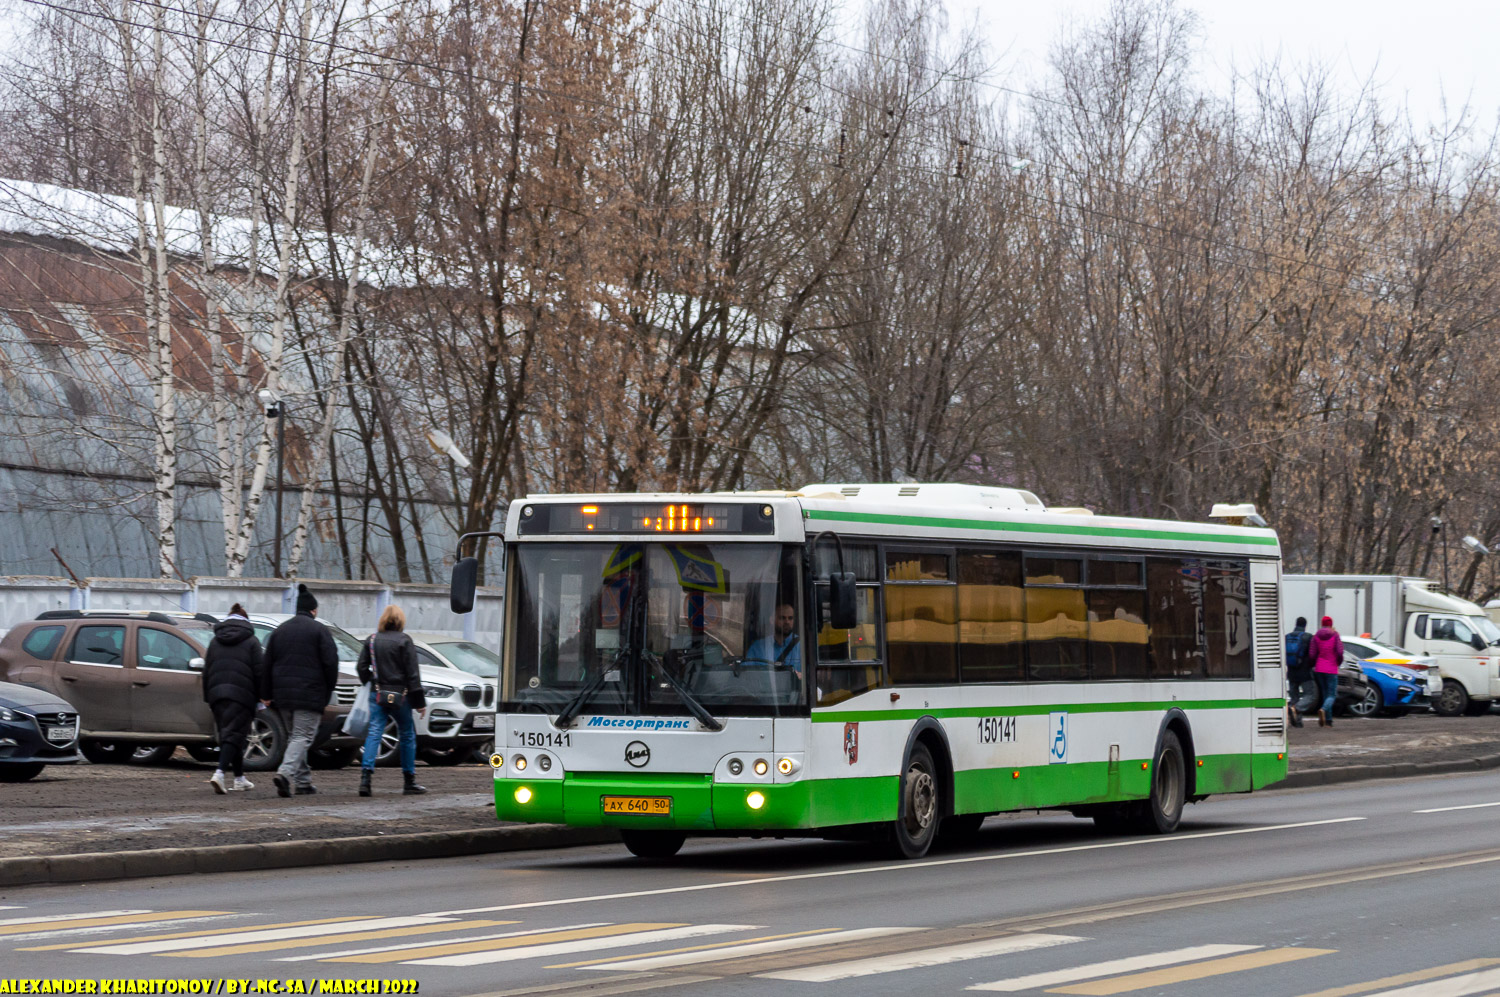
[552,650,626,730]
[650,654,724,731]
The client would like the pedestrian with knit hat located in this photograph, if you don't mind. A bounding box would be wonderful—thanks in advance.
[263,583,339,796]
[1309,614,1345,727]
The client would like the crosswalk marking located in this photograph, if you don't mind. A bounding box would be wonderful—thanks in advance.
[165,919,520,958]
[1049,947,1335,994]
[276,924,612,963]
[21,916,379,952]
[1296,960,1500,997]
[0,911,228,937]
[570,926,919,971]
[0,910,148,927]
[403,924,758,968]
[1354,966,1500,997]
[758,932,1086,983]
[325,922,687,965]
[968,944,1264,991]
[70,916,451,955]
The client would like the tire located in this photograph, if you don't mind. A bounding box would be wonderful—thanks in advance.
[0,763,45,782]
[1349,684,1383,718]
[1434,679,1470,717]
[186,745,220,764]
[1104,731,1186,835]
[620,830,686,859]
[242,711,288,771]
[80,740,133,764]
[128,744,177,765]
[938,813,986,841]
[418,746,472,766]
[309,746,358,770]
[888,742,942,859]
[468,738,495,764]
[1464,699,1493,717]
[375,718,401,767]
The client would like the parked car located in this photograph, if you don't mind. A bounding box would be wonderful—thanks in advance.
[1292,654,1373,718]
[0,679,81,781]
[351,631,496,766]
[1342,636,1442,717]
[0,610,227,766]
[411,632,498,764]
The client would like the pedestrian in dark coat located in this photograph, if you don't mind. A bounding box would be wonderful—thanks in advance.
[356,604,428,797]
[263,584,339,797]
[202,603,263,794]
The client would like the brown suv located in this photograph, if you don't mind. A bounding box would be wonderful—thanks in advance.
[0,610,357,769]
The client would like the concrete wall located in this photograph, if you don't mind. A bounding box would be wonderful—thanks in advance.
[0,575,504,648]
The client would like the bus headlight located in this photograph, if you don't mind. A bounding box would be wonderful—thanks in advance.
[746,791,765,810]
[514,786,533,804]
[489,753,503,769]
[513,754,527,771]
[753,758,769,776]
[727,758,743,776]
[538,754,552,772]
[777,757,798,776]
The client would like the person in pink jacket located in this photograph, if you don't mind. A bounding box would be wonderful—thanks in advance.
[1309,615,1344,727]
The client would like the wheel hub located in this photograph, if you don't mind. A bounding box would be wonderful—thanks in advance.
[905,765,936,835]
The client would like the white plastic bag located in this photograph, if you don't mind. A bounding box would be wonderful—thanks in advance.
[342,683,373,738]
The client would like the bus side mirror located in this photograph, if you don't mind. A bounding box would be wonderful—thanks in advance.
[829,572,857,630]
[450,557,479,614]
[1473,633,1489,652]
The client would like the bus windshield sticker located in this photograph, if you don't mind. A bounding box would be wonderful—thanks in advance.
[1049,712,1068,763]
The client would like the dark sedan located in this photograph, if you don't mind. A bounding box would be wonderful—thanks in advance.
[0,680,81,781]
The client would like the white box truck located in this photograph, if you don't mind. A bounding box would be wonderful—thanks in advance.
[1282,574,1500,716]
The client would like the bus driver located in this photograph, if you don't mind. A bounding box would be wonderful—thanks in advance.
[745,602,802,673]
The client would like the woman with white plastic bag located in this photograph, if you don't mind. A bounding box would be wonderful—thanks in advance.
[355,605,427,796]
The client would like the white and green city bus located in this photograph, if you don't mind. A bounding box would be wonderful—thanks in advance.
[448,483,1288,859]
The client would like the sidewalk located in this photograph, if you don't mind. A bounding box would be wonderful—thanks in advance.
[2,714,1498,884]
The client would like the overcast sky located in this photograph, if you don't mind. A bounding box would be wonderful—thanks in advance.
[949,0,1497,130]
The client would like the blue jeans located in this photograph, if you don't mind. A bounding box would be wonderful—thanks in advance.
[362,690,417,775]
[1316,672,1339,716]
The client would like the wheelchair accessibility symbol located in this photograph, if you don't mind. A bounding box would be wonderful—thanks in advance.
[1049,712,1068,764]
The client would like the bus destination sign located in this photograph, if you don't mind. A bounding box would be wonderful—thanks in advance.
[517,502,776,535]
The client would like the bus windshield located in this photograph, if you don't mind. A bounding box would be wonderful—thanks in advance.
[505,542,805,717]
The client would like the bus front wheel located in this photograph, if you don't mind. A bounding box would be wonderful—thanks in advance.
[621,830,686,859]
[888,742,941,859]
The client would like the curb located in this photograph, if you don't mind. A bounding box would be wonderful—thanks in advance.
[1279,751,1500,789]
[0,824,621,888]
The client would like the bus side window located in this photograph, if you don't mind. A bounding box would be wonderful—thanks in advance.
[814,542,887,705]
[1146,557,1207,679]
[958,550,1025,682]
[886,548,958,684]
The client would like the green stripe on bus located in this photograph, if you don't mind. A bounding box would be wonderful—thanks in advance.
[804,508,1279,546]
[812,698,1284,723]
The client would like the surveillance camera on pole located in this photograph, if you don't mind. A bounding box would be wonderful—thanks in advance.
[257,387,281,419]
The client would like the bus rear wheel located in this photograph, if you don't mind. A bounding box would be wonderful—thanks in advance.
[621,830,686,859]
[1095,731,1185,835]
[888,742,941,859]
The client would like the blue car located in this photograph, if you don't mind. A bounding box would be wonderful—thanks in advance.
[1346,660,1429,717]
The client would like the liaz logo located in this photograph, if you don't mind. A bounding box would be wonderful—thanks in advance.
[585,717,690,730]
[624,740,651,767]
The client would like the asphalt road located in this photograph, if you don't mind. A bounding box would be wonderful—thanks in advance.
[5,772,1500,997]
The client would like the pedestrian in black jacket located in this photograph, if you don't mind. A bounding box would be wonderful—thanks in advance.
[264,584,339,797]
[202,604,263,794]
[356,604,428,797]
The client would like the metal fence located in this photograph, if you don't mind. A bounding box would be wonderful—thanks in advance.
[0,574,503,646]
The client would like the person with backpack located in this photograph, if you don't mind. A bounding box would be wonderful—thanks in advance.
[201,603,264,793]
[1284,616,1315,728]
[1309,615,1345,727]
[355,604,428,797]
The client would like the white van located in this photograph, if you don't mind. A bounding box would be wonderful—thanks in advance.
[1283,575,1500,716]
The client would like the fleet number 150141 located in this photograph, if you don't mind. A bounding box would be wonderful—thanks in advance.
[978,716,1017,744]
